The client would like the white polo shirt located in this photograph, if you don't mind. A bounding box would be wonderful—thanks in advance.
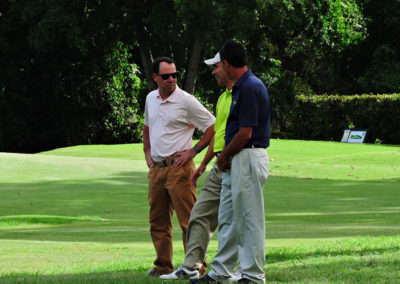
[144,86,215,161]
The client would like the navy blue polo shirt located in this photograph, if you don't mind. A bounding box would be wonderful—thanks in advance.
[224,70,270,148]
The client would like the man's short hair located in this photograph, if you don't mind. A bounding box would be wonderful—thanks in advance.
[152,57,176,74]
[219,40,247,68]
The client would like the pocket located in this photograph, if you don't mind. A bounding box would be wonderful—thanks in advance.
[169,161,193,182]
[148,166,155,180]
[182,164,192,179]
[212,167,223,183]
[254,148,268,158]
[207,166,223,185]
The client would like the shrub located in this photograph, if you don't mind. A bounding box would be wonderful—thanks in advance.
[291,94,400,144]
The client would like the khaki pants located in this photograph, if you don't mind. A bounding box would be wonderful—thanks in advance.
[148,160,196,273]
[184,161,222,273]
[209,148,269,283]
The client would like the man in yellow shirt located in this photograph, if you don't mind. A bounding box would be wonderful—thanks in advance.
[160,52,235,280]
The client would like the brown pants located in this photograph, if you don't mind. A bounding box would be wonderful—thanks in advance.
[148,160,197,273]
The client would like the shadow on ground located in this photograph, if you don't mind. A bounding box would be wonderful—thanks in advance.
[1,172,400,243]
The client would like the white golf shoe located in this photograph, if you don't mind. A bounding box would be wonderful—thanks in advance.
[160,265,200,280]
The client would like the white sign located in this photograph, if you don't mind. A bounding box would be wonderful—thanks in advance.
[342,129,367,143]
[348,130,367,143]
[341,129,351,142]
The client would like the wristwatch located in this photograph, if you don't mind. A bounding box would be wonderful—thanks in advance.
[193,144,202,154]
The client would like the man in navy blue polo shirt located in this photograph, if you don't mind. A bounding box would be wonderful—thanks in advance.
[191,41,270,284]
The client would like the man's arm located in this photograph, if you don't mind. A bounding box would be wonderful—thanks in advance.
[173,124,215,167]
[191,136,216,185]
[143,124,154,168]
[216,126,252,171]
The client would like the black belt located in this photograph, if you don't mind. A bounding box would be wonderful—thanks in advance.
[153,158,177,167]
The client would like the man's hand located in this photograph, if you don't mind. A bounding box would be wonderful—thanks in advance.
[172,149,196,167]
[216,126,252,171]
[216,153,231,172]
[143,125,153,168]
[191,163,206,186]
[145,151,154,168]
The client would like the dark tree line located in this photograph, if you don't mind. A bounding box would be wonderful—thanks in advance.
[0,0,142,152]
[0,0,399,152]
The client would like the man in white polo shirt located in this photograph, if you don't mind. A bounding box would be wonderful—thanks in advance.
[143,57,215,277]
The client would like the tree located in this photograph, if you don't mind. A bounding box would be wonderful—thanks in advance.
[0,0,142,152]
[237,0,366,136]
[352,0,400,93]
[119,0,259,94]
[0,0,376,151]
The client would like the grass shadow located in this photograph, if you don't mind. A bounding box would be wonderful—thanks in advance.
[1,171,400,242]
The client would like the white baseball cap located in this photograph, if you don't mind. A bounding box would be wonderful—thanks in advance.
[204,52,221,65]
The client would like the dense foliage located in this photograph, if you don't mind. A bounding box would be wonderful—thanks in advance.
[291,94,400,144]
[1,0,399,152]
[349,0,400,93]
[0,0,142,152]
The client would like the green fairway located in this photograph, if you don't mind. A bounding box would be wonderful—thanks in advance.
[1,140,400,283]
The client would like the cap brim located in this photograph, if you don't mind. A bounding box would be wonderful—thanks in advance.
[204,52,221,65]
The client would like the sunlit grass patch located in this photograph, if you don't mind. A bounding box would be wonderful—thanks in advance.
[266,235,400,263]
[0,215,104,226]
[265,236,400,283]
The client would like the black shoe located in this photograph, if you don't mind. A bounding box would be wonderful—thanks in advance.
[238,278,254,283]
[189,274,221,283]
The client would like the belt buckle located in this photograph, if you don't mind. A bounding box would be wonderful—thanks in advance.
[155,160,165,167]
[156,159,171,167]
[155,157,177,167]
[165,157,176,167]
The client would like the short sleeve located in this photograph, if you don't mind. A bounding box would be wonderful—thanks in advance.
[185,96,215,132]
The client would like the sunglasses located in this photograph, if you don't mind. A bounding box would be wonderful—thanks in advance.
[157,72,179,80]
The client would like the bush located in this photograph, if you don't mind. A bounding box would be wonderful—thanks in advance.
[291,94,400,144]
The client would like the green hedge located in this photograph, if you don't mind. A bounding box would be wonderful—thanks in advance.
[291,94,400,144]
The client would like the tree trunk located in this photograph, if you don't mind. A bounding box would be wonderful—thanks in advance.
[183,39,202,94]
[172,42,186,72]
[135,22,156,91]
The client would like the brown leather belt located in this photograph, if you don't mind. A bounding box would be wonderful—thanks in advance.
[153,158,177,168]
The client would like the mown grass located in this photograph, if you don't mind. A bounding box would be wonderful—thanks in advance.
[0,140,400,283]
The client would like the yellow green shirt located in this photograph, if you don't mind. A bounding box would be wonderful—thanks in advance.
[213,89,232,152]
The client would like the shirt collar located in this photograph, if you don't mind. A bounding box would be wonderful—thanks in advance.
[157,86,180,103]
[233,69,253,91]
